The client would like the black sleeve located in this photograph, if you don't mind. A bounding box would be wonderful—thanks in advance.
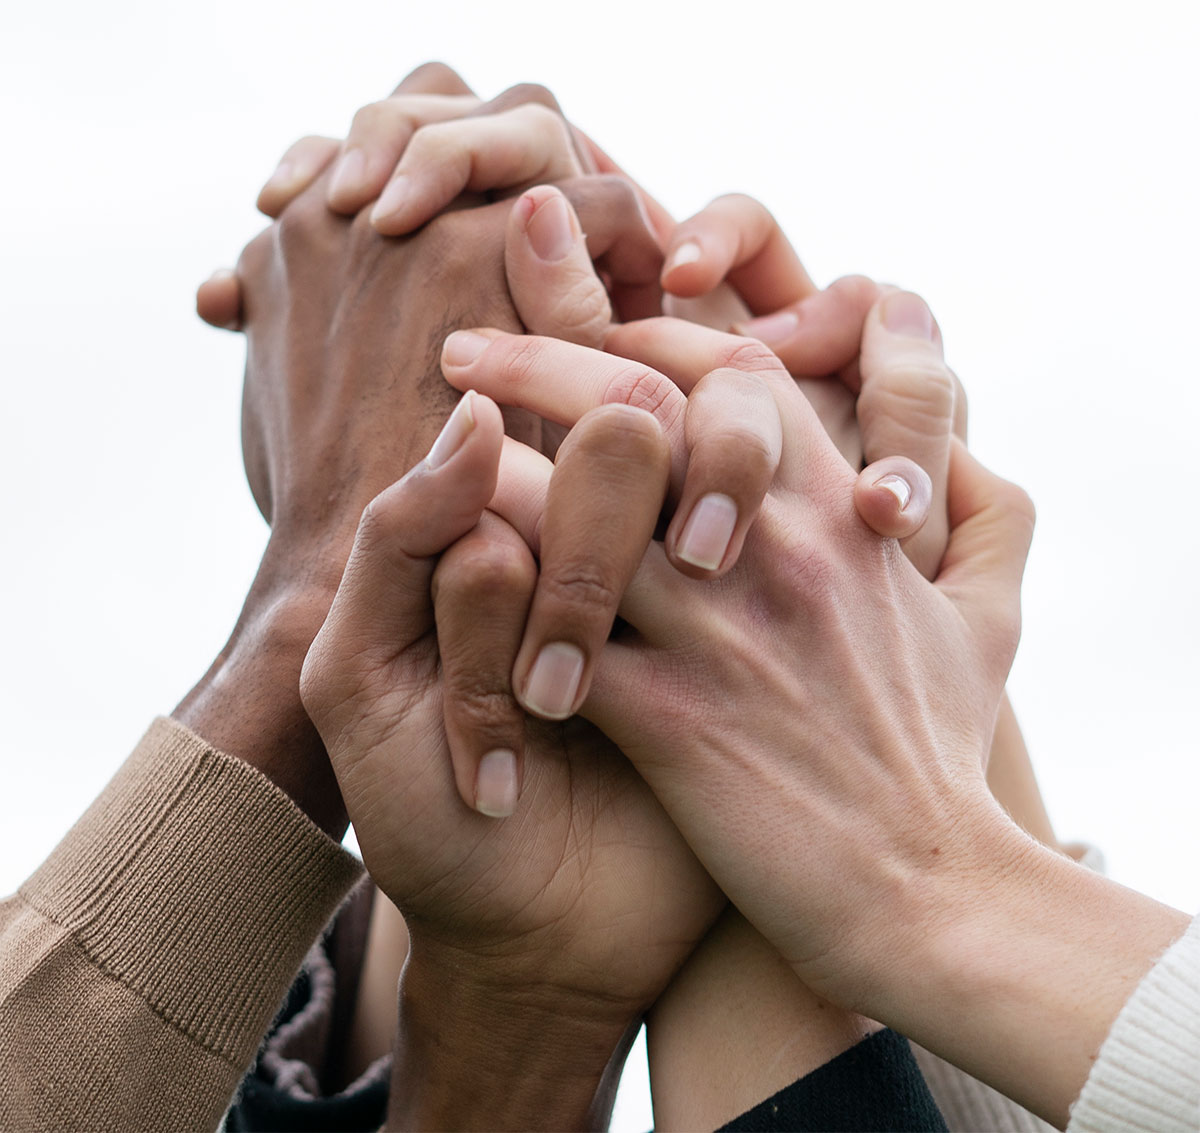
[718,1028,948,1133]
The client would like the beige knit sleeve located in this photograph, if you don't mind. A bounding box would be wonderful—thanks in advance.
[0,717,364,1133]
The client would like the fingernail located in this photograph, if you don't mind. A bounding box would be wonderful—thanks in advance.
[206,267,235,284]
[676,493,738,571]
[260,160,296,194]
[425,391,475,469]
[526,192,576,262]
[881,291,934,338]
[442,331,490,367]
[370,174,411,224]
[475,749,519,818]
[328,149,367,202]
[875,473,912,510]
[523,642,585,719]
[664,240,702,274]
[739,309,799,346]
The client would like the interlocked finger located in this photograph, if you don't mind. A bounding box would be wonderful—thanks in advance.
[325,94,482,213]
[371,103,583,235]
[433,510,536,817]
[510,404,669,720]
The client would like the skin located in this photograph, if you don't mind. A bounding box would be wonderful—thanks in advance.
[202,63,1076,1127]
[435,312,1189,1131]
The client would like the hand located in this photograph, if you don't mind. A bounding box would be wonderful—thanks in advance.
[201,65,662,333]
[465,303,1173,1128]
[299,393,724,1130]
[178,71,659,833]
[662,193,966,577]
[461,301,1032,993]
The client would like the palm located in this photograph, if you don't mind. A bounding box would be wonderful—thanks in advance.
[334,627,721,1009]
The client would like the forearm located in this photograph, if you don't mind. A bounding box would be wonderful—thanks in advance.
[647,907,879,1131]
[986,693,1059,850]
[867,824,1189,1129]
[388,941,639,1131]
[174,533,349,837]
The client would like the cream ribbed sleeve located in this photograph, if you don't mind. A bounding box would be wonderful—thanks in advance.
[1068,912,1200,1132]
[0,717,363,1132]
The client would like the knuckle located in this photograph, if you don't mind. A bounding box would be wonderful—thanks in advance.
[499,82,562,114]
[711,191,774,223]
[444,681,518,732]
[235,225,272,280]
[440,540,533,600]
[563,173,639,226]
[831,273,882,303]
[715,338,788,377]
[274,186,329,253]
[400,61,464,91]
[539,564,622,615]
[603,365,685,432]
[541,276,611,343]
[1002,482,1037,530]
[498,335,552,391]
[862,358,957,424]
[349,100,394,136]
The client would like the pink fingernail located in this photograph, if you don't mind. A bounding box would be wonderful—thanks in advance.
[442,331,490,367]
[676,493,738,571]
[664,240,702,274]
[523,642,585,719]
[425,391,475,469]
[526,192,576,262]
[328,149,367,202]
[261,160,296,194]
[881,292,934,338]
[739,310,799,345]
[370,174,411,224]
[475,749,519,818]
[875,473,912,510]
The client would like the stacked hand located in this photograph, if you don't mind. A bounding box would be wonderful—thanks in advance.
[198,60,1010,1130]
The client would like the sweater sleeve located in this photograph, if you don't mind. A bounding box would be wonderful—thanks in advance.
[0,717,364,1133]
[1067,911,1200,1133]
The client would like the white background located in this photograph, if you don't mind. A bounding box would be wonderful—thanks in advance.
[2,2,1197,1128]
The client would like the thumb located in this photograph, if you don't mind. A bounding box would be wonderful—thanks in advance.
[855,290,958,578]
[195,268,243,331]
[935,438,1036,679]
[854,456,933,541]
[300,391,504,727]
[504,185,612,347]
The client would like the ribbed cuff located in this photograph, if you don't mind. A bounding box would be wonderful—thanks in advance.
[1069,913,1200,1132]
[20,716,363,1067]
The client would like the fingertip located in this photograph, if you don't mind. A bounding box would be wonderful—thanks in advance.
[517,640,586,721]
[441,328,503,372]
[660,239,706,293]
[195,269,242,331]
[671,491,739,575]
[369,174,414,234]
[474,748,521,818]
[325,148,369,214]
[855,458,932,540]
[521,185,581,264]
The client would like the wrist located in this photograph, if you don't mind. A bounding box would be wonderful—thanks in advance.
[388,937,640,1131]
[173,537,348,837]
[860,816,1189,1127]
